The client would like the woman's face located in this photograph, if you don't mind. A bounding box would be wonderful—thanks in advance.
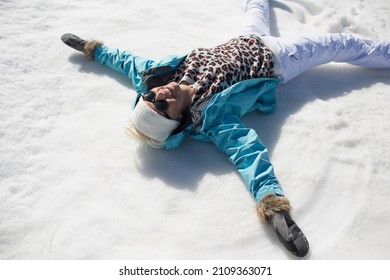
[143,82,195,121]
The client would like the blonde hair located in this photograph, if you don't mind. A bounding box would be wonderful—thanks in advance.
[124,122,164,149]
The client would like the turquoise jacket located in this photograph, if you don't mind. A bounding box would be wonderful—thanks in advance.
[94,45,284,201]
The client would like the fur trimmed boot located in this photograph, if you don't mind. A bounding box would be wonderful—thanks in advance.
[61,33,102,60]
[257,194,309,257]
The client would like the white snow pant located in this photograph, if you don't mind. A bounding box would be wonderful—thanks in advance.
[241,0,390,83]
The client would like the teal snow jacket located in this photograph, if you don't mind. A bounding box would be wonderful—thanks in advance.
[94,45,284,201]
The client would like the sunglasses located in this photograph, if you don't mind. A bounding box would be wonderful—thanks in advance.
[141,90,171,119]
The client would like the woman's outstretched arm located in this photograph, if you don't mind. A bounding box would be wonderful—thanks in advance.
[61,33,157,92]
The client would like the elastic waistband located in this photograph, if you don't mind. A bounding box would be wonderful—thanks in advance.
[261,35,283,81]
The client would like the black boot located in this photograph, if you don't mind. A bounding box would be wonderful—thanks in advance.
[268,211,310,257]
[61,33,87,52]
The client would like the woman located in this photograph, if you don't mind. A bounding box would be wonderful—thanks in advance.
[61,0,390,257]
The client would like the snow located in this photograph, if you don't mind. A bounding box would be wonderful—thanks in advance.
[0,0,389,260]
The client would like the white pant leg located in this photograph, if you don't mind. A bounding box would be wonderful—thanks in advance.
[240,0,271,36]
[264,33,390,83]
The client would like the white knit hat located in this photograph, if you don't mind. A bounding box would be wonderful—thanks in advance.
[131,98,180,142]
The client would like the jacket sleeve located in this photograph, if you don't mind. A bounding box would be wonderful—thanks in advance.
[93,45,157,92]
[203,113,284,202]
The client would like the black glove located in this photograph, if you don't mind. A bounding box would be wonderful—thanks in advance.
[268,211,310,257]
[61,33,87,52]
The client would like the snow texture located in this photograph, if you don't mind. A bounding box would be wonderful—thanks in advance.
[1,0,389,259]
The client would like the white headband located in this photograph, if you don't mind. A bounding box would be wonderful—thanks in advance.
[131,98,180,142]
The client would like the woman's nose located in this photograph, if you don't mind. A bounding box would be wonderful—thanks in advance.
[156,87,170,99]
[155,89,166,100]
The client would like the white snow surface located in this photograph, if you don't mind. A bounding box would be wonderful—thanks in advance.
[1,0,390,260]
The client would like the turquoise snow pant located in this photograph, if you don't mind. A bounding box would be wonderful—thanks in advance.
[241,0,390,83]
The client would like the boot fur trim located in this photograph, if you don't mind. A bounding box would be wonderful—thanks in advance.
[84,40,103,60]
[256,194,292,223]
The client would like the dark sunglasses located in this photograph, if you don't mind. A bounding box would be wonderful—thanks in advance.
[141,90,171,119]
